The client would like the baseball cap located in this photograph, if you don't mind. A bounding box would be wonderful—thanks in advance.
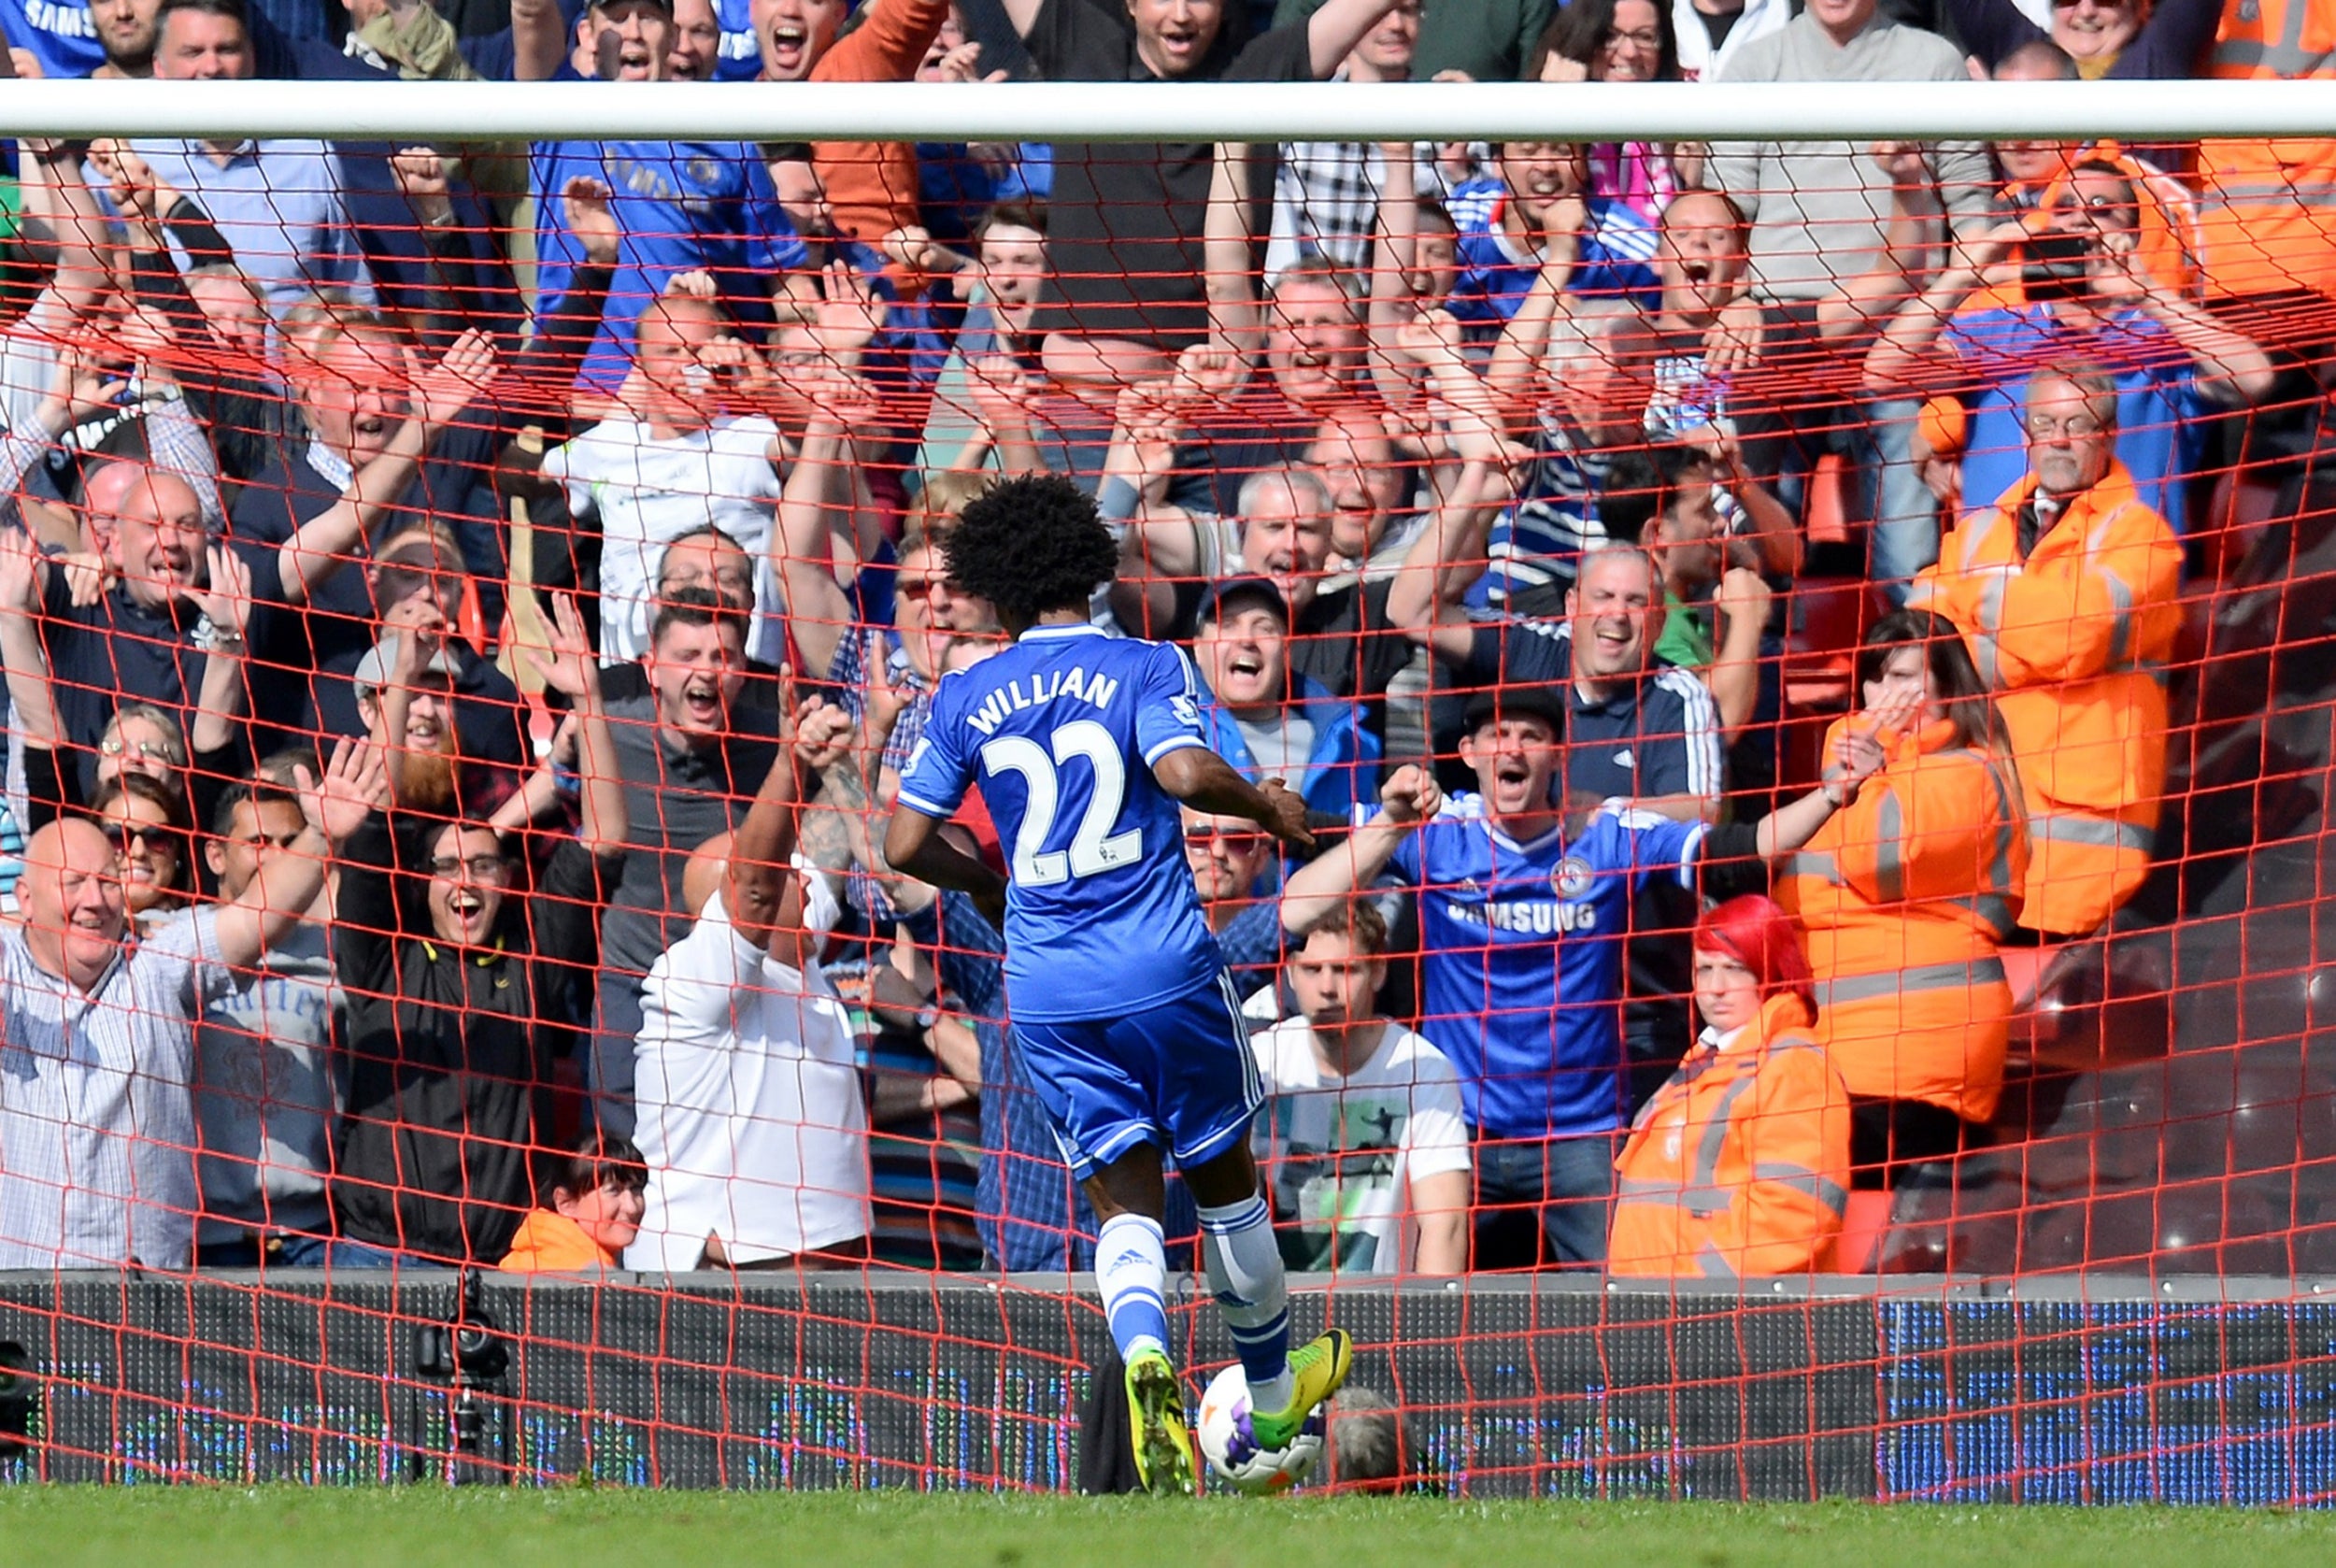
[1194,575,1290,627]
[1464,685,1569,735]
[352,632,461,700]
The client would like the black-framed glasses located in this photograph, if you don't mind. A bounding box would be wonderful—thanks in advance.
[426,854,512,880]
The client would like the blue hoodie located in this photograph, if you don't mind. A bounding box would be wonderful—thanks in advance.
[1200,671,1382,820]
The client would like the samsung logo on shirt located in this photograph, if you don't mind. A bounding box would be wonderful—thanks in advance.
[1445,898,1599,934]
[24,0,94,35]
[963,668,1122,736]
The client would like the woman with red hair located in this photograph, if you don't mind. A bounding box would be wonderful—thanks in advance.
[1608,896,1854,1277]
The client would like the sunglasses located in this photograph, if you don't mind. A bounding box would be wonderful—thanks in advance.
[1184,826,1268,851]
[116,823,183,856]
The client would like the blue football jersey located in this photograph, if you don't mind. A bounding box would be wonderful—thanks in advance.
[1390,795,1708,1140]
[529,139,809,389]
[896,625,1225,1023]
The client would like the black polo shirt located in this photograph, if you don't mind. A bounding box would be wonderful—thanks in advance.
[1024,0,1313,349]
[594,691,785,984]
[40,542,291,793]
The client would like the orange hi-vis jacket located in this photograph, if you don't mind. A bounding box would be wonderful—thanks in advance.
[1777,717,2030,1123]
[2199,0,2336,296]
[1608,993,1853,1279]
[497,1209,620,1274]
[810,0,954,246]
[1908,463,2182,937]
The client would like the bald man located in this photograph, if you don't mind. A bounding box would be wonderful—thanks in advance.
[13,464,295,793]
[0,742,385,1271]
[626,705,869,1272]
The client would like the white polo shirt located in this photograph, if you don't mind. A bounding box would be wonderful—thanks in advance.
[626,891,870,1271]
[0,907,231,1272]
[542,414,788,669]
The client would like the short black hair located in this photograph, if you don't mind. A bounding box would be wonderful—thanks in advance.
[211,776,302,841]
[158,0,249,32]
[946,474,1118,625]
[544,1133,648,1207]
[649,584,748,649]
[1599,447,1665,546]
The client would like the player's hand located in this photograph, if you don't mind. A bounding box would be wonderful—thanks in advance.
[404,328,498,434]
[60,549,112,608]
[0,527,48,614]
[1702,295,1766,378]
[517,590,597,703]
[1256,777,1316,854]
[296,736,390,846]
[1378,763,1442,827]
[191,543,253,644]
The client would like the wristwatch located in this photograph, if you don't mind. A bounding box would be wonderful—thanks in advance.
[189,614,243,653]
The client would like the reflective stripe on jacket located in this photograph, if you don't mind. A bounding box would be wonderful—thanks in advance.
[1908,461,2181,935]
[1778,717,2028,1121]
[2199,0,2336,296]
[1608,992,1853,1278]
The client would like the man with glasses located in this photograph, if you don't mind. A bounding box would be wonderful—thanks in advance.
[1181,806,1303,998]
[330,595,632,1267]
[1865,160,2275,530]
[1907,363,2183,937]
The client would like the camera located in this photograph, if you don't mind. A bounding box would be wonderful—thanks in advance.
[2020,231,2098,304]
[0,1342,36,1463]
[408,1268,510,1483]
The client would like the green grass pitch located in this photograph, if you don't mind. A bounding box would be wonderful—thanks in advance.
[5,1490,2336,1567]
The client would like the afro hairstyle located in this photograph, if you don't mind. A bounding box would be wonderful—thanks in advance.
[943,473,1118,626]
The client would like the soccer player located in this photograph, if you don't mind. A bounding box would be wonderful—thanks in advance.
[884,474,1347,1496]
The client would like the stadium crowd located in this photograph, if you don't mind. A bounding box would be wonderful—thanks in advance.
[0,0,2320,1280]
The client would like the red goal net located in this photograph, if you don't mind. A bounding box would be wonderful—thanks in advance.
[1,76,2335,1501]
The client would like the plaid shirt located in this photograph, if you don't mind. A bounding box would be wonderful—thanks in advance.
[904,892,1207,1272]
[1265,132,1449,285]
[830,626,933,778]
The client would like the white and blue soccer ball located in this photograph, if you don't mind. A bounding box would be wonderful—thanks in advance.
[1194,1362,1326,1495]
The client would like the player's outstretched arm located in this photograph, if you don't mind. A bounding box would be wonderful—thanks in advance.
[1151,746,1318,854]
[1280,765,1440,933]
[884,805,1008,923]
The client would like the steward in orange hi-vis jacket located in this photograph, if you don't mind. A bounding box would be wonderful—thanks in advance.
[1908,378,2183,937]
[1610,991,1852,1278]
[2197,0,2336,298]
[1779,713,2029,1124]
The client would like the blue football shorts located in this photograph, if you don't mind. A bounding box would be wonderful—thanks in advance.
[1010,971,1261,1181]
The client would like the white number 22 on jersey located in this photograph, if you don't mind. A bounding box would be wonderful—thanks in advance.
[979,720,1143,887]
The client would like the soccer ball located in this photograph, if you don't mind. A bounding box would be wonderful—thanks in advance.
[1194,1362,1325,1495]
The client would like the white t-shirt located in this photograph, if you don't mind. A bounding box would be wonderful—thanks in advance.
[1250,1018,1471,1276]
[626,891,871,1270]
[543,414,788,667]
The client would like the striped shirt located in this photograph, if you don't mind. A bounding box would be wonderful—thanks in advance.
[0,907,232,1272]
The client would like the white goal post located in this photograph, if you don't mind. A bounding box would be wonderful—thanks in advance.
[0,78,2332,144]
